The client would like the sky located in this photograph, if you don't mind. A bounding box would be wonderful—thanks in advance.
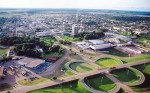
[0,0,150,11]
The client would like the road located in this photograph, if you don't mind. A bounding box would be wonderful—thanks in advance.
[40,49,70,77]
[3,59,150,93]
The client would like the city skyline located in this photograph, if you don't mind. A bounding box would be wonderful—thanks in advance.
[0,0,150,11]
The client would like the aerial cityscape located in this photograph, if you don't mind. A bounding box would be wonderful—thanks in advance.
[0,0,150,93]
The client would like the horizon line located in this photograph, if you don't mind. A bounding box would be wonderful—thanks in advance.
[0,7,150,12]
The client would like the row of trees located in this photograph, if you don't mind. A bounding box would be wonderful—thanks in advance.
[74,31,105,40]
[13,43,42,58]
[0,36,65,58]
[0,36,40,46]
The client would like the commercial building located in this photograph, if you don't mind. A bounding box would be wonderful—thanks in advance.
[72,24,79,35]
[0,66,4,78]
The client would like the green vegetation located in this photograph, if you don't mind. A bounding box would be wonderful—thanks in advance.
[137,35,150,47]
[28,80,90,93]
[117,31,131,36]
[85,74,116,92]
[74,31,104,40]
[120,54,150,63]
[0,48,7,55]
[103,48,128,57]
[43,52,63,59]
[0,83,13,92]
[70,62,95,73]
[65,70,75,76]
[131,63,150,92]
[111,68,141,85]
[63,36,80,42]
[96,58,121,67]
[18,78,50,86]
[40,37,56,46]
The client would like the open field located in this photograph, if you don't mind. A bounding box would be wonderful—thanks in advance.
[103,48,128,57]
[40,37,56,46]
[0,48,7,55]
[65,70,75,76]
[131,63,150,92]
[28,80,90,93]
[18,78,50,86]
[62,36,80,42]
[111,68,141,85]
[120,54,150,63]
[70,62,95,73]
[85,74,116,92]
[43,52,63,59]
[96,58,121,67]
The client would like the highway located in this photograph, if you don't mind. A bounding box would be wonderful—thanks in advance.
[4,59,150,93]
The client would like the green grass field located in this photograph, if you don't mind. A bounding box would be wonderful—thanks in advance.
[120,54,150,63]
[40,37,56,46]
[43,52,63,59]
[28,80,90,93]
[103,48,128,57]
[131,63,150,92]
[111,68,141,85]
[0,48,7,55]
[18,78,50,86]
[96,58,121,67]
[85,74,116,92]
[65,70,75,76]
[70,62,95,73]
[62,36,80,42]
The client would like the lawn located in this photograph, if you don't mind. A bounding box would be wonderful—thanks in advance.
[102,48,128,57]
[131,63,150,92]
[85,74,116,92]
[18,78,50,86]
[28,80,90,93]
[62,36,80,42]
[43,52,63,59]
[96,58,121,67]
[0,48,7,55]
[65,70,75,76]
[40,37,56,46]
[120,54,150,63]
[0,83,13,92]
[70,62,95,73]
[111,68,141,85]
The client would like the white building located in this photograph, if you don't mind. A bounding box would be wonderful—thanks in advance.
[89,40,104,45]
[72,24,79,35]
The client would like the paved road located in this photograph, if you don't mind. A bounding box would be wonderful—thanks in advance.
[3,60,149,93]
[106,73,136,93]
[40,50,70,77]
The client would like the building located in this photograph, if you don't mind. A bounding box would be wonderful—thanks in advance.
[89,40,104,45]
[90,43,113,50]
[0,66,4,78]
[72,24,79,35]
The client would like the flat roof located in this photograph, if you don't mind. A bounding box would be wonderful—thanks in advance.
[89,40,104,45]
[17,57,45,68]
[0,66,4,77]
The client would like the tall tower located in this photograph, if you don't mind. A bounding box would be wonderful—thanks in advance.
[76,13,79,24]
[72,24,79,36]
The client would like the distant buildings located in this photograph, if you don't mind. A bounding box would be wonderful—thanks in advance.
[72,24,79,35]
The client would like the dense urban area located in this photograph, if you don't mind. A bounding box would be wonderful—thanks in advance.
[0,9,150,93]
